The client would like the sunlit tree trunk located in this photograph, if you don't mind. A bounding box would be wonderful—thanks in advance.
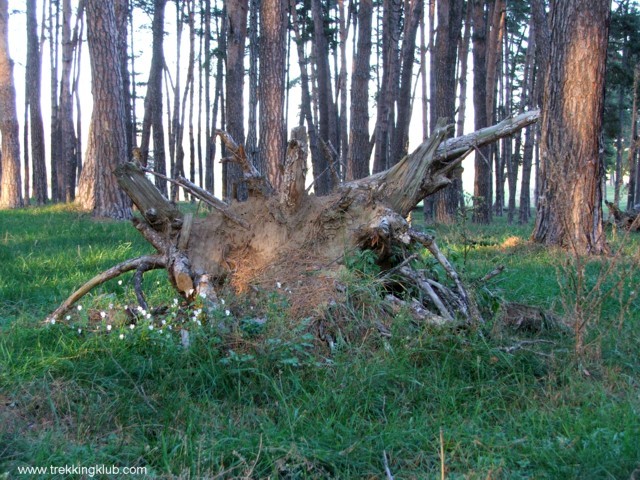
[0,0,23,208]
[78,0,130,219]
[531,0,611,255]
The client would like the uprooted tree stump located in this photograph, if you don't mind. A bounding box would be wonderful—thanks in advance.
[50,111,539,332]
[606,201,640,232]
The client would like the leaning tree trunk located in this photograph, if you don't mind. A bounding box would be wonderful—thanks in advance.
[51,111,538,326]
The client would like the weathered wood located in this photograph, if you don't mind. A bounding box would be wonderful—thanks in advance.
[49,255,166,321]
[114,162,182,231]
[280,126,308,211]
[344,110,540,217]
[216,129,274,197]
[606,201,640,231]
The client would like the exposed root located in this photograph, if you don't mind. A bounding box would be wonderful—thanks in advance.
[48,255,166,322]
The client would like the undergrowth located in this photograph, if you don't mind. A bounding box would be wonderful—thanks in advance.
[1,205,639,478]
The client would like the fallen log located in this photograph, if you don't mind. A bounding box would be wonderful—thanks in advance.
[606,201,640,231]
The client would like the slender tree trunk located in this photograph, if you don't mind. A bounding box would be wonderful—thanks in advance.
[290,0,324,193]
[59,0,82,203]
[0,0,23,208]
[139,0,167,195]
[430,0,464,224]
[627,64,639,210]
[115,0,132,164]
[390,0,423,166]
[224,0,248,201]
[338,0,350,181]
[312,0,338,194]
[373,0,402,174]
[257,0,287,189]
[346,0,373,180]
[531,0,610,255]
[472,0,491,224]
[49,0,61,202]
[78,0,131,219]
[246,0,259,166]
[614,85,624,206]
[26,0,47,205]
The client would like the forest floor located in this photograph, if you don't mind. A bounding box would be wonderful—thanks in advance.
[1,203,639,479]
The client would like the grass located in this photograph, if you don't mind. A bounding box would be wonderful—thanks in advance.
[1,204,640,479]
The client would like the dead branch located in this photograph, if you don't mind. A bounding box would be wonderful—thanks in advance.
[49,255,166,321]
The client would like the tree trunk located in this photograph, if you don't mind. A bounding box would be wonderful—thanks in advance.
[373,0,402,174]
[390,0,423,166]
[224,0,248,201]
[312,0,338,194]
[430,0,464,224]
[49,0,62,202]
[471,0,491,224]
[347,0,373,181]
[628,64,639,211]
[77,0,131,219]
[0,0,22,209]
[26,0,47,205]
[531,0,610,255]
[139,0,168,196]
[257,0,287,189]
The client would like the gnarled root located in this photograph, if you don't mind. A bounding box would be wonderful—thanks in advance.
[48,255,166,322]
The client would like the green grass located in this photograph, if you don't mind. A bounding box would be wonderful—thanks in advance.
[1,204,640,478]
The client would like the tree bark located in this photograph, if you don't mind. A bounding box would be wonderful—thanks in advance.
[471,0,491,224]
[224,0,248,201]
[77,0,131,219]
[0,0,23,209]
[139,0,168,196]
[26,0,47,205]
[429,0,464,224]
[347,0,373,181]
[531,0,610,255]
[257,0,287,190]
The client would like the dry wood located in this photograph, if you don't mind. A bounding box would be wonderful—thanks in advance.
[49,255,166,321]
[606,201,640,231]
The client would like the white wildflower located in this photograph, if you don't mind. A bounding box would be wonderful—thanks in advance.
[106,325,112,331]
[119,333,125,340]
[276,282,282,289]
[146,313,152,319]
[77,328,82,334]
[168,325,173,330]
[100,311,107,319]
[65,315,71,321]
[129,324,135,329]
[50,318,56,325]
[77,305,83,311]
[225,309,231,316]
[118,280,123,285]
[109,303,114,310]
[159,329,163,334]
[220,298,225,305]
[148,324,154,331]
[173,298,179,306]
[161,319,167,325]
